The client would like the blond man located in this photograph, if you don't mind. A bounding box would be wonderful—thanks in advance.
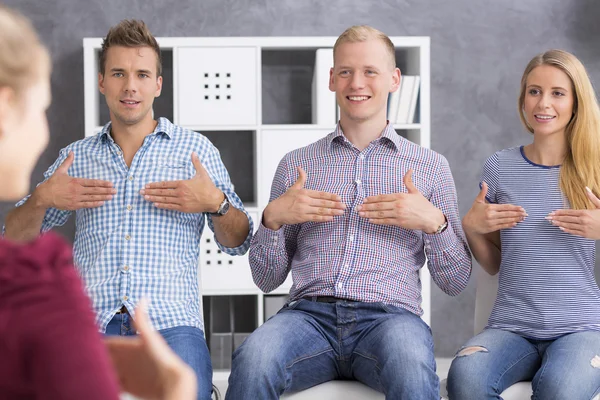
[226,25,471,399]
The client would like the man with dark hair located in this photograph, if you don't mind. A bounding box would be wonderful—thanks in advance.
[5,19,252,400]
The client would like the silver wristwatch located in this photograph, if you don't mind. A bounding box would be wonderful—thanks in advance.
[211,196,230,216]
[433,216,448,234]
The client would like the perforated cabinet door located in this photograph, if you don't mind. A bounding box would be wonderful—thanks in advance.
[177,47,258,126]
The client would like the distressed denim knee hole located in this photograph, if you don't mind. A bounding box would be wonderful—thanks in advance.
[455,346,488,357]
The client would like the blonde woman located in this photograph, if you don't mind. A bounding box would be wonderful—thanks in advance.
[0,5,195,400]
[447,49,600,399]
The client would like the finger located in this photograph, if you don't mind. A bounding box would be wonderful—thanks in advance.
[77,179,114,188]
[304,189,343,203]
[358,201,397,212]
[145,195,183,205]
[78,194,114,202]
[488,217,523,227]
[367,218,396,225]
[145,180,180,189]
[75,201,106,209]
[586,187,600,209]
[494,221,518,230]
[549,209,585,217]
[192,152,207,176]
[558,226,586,237]
[308,215,334,223]
[154,203,183,211]
[80,185,116,194]
[291,167,307,189]
[363,194,397,204]
[489,204,527,214]
[552,220,586,232]
[56,151,74,174]
[476,182,488,203]
[104,337,141,352]
[134,299,187,366]
[133,298,154,335]
[489,211,527,219]
[308,198,347,210]
[403,169,419,194]
[359,210,394,219]
[140,188,179,197]
[305,206,346,217]
[547,215,581,224]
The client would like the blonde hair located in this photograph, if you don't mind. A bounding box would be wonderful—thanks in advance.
[333,25,396,70]
[518,49,600,210]
[0,5,50,96]
[99,19,161,76]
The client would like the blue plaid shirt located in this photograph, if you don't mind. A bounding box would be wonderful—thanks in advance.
[15,118,253,332]
[250,123,471,316]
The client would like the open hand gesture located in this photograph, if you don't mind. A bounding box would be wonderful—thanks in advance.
[546,187,600,239]
[141,152,223,213]
[357,170,445,234]
[462,182,526,234]
[262,167,346,231]
[37,151,116,210]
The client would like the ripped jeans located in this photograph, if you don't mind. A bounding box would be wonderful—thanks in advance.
[446,328,600,400]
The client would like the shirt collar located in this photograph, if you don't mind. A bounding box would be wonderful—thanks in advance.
[97,117,174,144]
[326,121,401,151]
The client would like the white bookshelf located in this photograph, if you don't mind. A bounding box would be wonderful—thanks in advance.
[83,36,431,370]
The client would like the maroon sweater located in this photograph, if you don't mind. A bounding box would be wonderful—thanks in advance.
[0,233,120,400]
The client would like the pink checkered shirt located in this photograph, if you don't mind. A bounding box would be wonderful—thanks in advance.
[250,123,471,315]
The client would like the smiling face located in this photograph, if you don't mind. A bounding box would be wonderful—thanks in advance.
[523,64,574,138]
[329,38,400,125]
[98,45,162,128]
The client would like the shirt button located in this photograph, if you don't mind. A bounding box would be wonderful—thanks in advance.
[355,179,362,185]
[123,296,129,301]
[349,235,354,242]
[344,264,349,268]
[126,205,133,211]
[425,245,431,251]
[128,176,134,181]
[117,150,122,156]
[337,282,343,289]
[360,154,365,160]
[125,235,131,241]
[123,265,130,272]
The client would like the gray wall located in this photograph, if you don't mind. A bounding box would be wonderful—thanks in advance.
[3,0,600,357]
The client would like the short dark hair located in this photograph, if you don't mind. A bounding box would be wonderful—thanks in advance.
[99,19,161,76]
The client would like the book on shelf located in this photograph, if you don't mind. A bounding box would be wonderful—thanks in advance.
[387,81,402,123]
[407,75,421,125]
[390,75,420,124]
[311,48,336,125]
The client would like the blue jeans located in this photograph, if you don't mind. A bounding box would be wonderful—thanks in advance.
[447,328,600,400]
[106,313,212,400]
[226,298,438,399]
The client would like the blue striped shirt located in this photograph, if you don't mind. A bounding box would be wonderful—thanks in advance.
[14,118,253,332]
[484,146,600,339]
[250,123,472,316]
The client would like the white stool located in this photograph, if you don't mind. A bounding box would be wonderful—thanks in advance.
[281,380,385,400]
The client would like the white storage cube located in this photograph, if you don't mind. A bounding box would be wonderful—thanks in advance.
[258,128,331,207]
[199,212,259,293]
[177,47,258,126]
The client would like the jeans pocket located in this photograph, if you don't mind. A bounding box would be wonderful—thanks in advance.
[380,302,402,314]
[281,298,305,312]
